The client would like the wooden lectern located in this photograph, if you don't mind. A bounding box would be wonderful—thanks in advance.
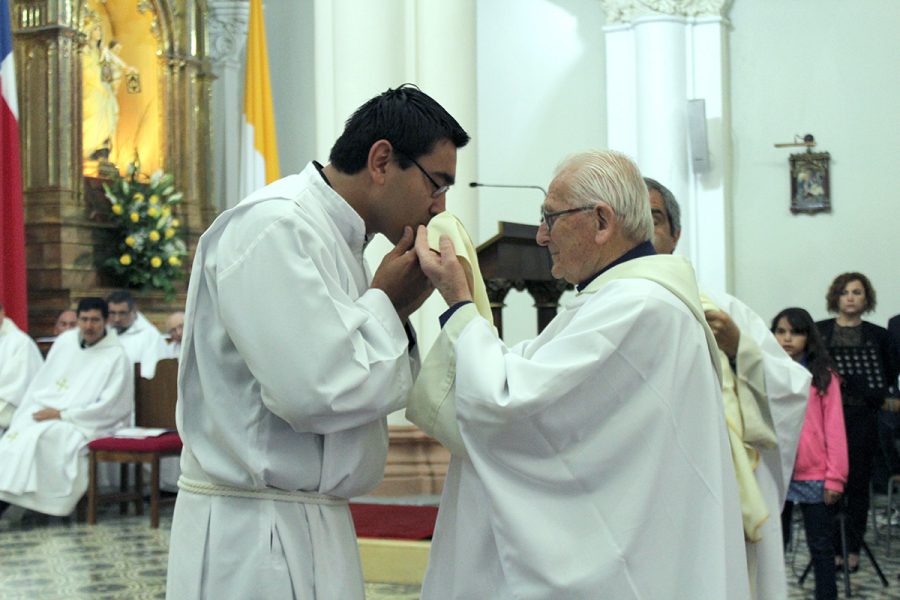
[476,222,571,338]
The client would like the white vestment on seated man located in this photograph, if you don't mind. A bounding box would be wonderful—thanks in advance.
[416,255,751,600]
[166,163,416,600]
[704,289,811,600]
[117,311,167,379]
[0,317,44,431]
[0,328,133,516]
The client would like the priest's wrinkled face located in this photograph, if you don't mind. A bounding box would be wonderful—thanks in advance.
[536,177,600,285]
[78,308,107,346]
[54,309,78,335]
[107,301,136,334]
[382,139,457,243]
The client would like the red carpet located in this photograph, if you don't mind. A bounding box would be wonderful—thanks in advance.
[349,503,438,540]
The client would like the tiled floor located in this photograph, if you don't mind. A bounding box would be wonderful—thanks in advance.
[5,501,900,599]
[0,505,420,600]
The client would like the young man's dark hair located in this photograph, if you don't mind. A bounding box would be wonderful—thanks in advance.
[328,84,470,174]
[77,297,109,319]
[106,290,135,310]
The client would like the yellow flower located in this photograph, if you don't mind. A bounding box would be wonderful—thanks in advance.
[172,219,180,228]
[125,236,136,247]
[119,254,132,266]
[149,195,160,205]
[147,206,160,218]
[130,212,140,223]
[168,256,182,267]
[148,230,161,242]
[165,228,175,239]
[150,256,162,268]
[111,204,123,215]
[162,206,172,217]
[133,193,145,202]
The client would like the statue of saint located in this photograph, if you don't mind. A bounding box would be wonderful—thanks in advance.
[82,24,137,161]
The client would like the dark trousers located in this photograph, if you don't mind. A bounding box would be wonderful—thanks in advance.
[834,405,879,555]
[783,500,838,600]
[873,409,900,492]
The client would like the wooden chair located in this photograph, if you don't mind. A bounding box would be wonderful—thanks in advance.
[87,358,182,528]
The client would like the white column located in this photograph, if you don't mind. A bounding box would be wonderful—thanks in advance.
[601,0,731,292]
[687,17,729,292]
[208,0,250,211]
[410,0,478,358]
[634,15,690,232]
[604,23,638,158]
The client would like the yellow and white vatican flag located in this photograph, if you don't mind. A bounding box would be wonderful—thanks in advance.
[239,0,280,198]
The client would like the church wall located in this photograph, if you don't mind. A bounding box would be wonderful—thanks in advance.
[264,0,317,176]
[729,0,900,326]
[474,0,606,346]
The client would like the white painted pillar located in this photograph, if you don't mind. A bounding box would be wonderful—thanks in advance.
[687,17,730,292]
[634,16,689,211]
[601,1,731,292]
[208,0,250,211]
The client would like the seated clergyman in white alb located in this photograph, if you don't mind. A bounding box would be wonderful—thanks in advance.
[409,150,752,599]
[0,303,44,433]
[0,297,133,518]
[106,290,167,378]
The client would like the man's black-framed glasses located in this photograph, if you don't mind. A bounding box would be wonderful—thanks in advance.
[540,206,594,232]
[396,150,450,198]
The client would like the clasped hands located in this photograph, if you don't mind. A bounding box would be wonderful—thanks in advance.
[33,408,61,422]
[371,225,473,322]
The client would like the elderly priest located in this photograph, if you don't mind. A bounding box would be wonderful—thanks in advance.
[0,297,133,518]
[0,302,43,433]
[411,150,751,599]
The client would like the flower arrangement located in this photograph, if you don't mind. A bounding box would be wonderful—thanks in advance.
[101,165,187,299]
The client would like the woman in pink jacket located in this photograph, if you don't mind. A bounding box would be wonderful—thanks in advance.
[774,307,848,600]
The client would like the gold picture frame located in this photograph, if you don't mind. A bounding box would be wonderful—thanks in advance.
[790,151,831,214]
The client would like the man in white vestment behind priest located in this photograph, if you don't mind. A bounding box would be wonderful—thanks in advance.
[646,177,810,600]
[410,150,751,599]
[166,85,469,600]
[0,297,133,518]
[107,290,167,378]
[0,303,44,434]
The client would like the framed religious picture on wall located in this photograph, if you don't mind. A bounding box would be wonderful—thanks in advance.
[790,151,831,214]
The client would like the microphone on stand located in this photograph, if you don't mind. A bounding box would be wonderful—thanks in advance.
[469,182,547,196]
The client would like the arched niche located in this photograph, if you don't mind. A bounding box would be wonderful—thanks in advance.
[11,0,214,334]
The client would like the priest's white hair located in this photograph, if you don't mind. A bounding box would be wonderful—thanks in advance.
[553,150,654,243]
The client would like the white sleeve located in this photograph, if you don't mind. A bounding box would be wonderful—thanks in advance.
[217,217,413,434]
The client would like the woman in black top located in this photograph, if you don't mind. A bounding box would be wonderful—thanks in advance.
[817,272,900,572]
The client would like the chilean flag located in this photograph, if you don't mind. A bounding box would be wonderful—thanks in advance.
[0,0,28,330]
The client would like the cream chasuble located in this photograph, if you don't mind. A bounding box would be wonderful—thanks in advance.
[415,254,751,600]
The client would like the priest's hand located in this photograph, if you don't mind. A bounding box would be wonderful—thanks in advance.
[414,225,473,306]
[33,408,62,421]
[705,309,740,360]
[371,225,434,322]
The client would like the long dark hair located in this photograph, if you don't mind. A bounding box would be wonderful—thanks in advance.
[771,307,834,394]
